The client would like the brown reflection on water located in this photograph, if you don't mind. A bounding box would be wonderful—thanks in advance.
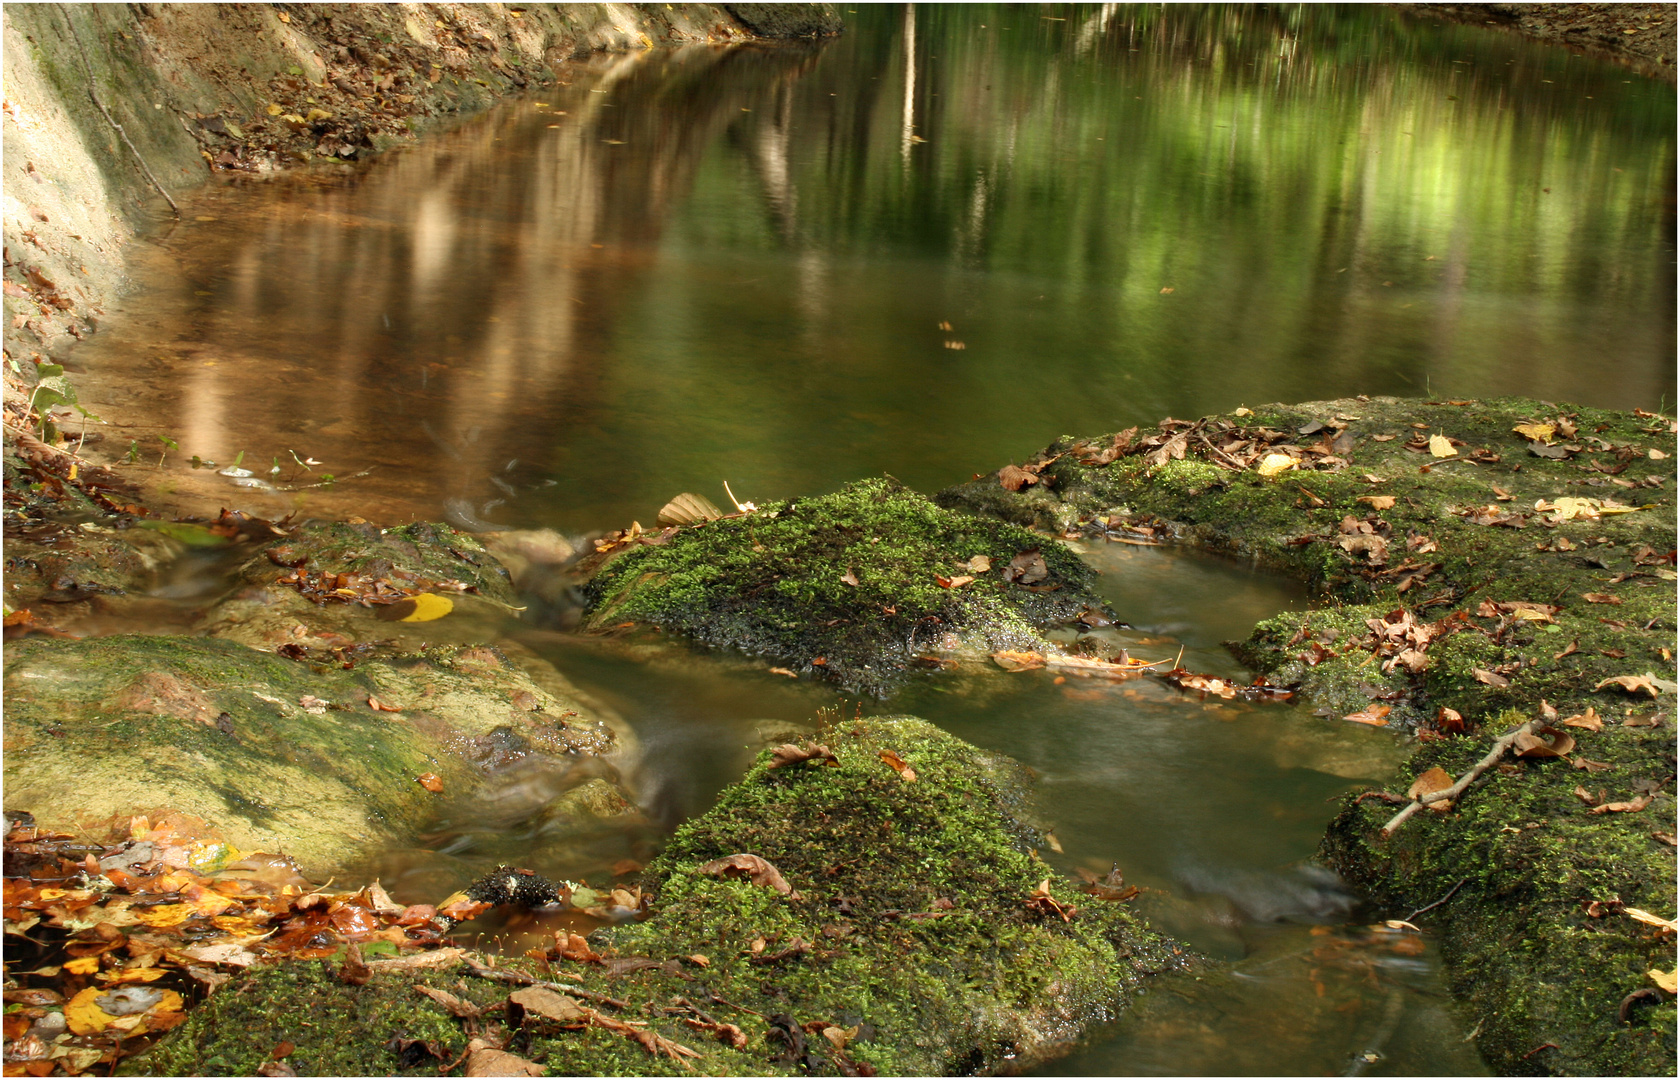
[74,43,825,525]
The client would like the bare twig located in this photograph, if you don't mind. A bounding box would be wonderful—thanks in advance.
[1381,721,1535,836]
[461,956,630,1010]
[53,4,180,217]
[1404,877,1468,923]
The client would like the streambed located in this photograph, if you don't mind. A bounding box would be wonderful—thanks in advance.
[30,4,1674,1074]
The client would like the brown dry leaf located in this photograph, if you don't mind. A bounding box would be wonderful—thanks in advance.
[998,464,1039,491]
[879,750,918,782]
[695,854,796,896]
[367,695,402,712]
[1513,726,1576,759]
[555,932,602,963]
[684,1017,748,1049]
[657,492,723,527]
[1434,706,1466,734]
[767,667,797,678]
[1357,495,1397,510]
[1343,704,1392,727]
[991,650,1047,672]
[766,743,838,769]
[936,574,975,588]
[839,569,859,587]
[1471,668,1510,688]
[464,1046,545,1077]
[416,773,444,794]
[1572,757,1613,773]
[511,986,591,1025]
[1590,794,1653,815]
[1002,548,1049,585]
[1574,785,1604,807]
[1582,592,1624,605]
[1595,674,1662,698]
[1622,908,1678,931]
[1406,767,1454,802]
[1560,709,1604,732]
[414,984,482,1018]
[1553,639,1580,661]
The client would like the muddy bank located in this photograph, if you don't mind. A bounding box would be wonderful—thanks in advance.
[133,716,1190,1076]
[940,395,1677,1075]
[1401,3,1677,79]
[1,3,839,362]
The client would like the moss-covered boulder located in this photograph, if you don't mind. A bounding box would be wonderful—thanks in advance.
[581,478,1117,696]
[939,396,1678,1077]
[2,636,624,878]
[136,716,1191,1076]
[200,520,522,652]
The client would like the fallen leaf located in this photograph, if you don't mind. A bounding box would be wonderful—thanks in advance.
[1553,639,1580,660]
[1623,908,1678,932]
[511,986,592,1025]
[1001,548,1049,585]
[1574,785,1603,807]
[1434,706,1465,734]
[416,773,444,793]
[1591,794,1653,815]
[998,464,1039,491]
[767,667,797,678]
[1428,434,1457,458]
[376,593,454,622]
[991,650,1046,672]
[766,743,838,769]
[656,492,722,526]
[1513,726,1576,759]
[878,750,917,782]
[1343,704,1392,726]
[1572,757,1613,772]
[1513,421,1557,443]
[1471,668,1510,688]
[1595,674,1662,698]
[1649,969,1678,994]
[695,854,796,896]
[1560,709,1603,732]
[1406,767,1454,802]
[464,1047,545,1077]
[965,554,992,573]
[1582,592,1623,605]
[1255,453,1296,478]
[839,569,859,587]
[367,695,402,712]
[64,988,117,1035]
[1357,495,1397,510]
[936,574,975,589]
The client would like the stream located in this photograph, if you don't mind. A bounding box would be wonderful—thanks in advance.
[58,4,1674,1075]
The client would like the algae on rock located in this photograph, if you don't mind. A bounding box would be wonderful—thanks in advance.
[137,716,1191,1077]
[581,477,1117,696]
[2,636,624,878]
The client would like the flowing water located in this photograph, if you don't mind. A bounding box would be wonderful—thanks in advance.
[58,4,1675,1074]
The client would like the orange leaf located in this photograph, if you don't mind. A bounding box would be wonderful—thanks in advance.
[878,750,918,782]
[368,695,402,712]
[417,773,444,793]
[1343,704,1391,726]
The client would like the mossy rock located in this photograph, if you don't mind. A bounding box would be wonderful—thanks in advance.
[939,396,1678,1077]
[135,716,1191,1076]
[2,636,623,878]
[1,521,182,608]
[580,477,1116,696]
[201,520,520,652]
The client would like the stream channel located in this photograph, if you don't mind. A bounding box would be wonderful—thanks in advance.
[58,4,1673,1075]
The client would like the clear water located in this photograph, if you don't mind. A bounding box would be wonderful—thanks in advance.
[60,3,1676,1074]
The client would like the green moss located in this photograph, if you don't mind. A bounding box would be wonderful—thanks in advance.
[582,478,1115,696]
[937,395,1678,1077]
[134,717,1191,1076]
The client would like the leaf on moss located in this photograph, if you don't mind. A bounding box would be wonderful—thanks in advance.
[998,464,1039,491]
[1581,592,1623,605]
[1357,495,1396,510]
[1595,674,1662,698]
[1513,726,1575,759]
[766,743,837,769]
[1406,767,1454,803]
[1001,548,1048,585]
[1649,968,1678,994]
[1623,908,1678,932]
[1428,434,1457,458]
[1471,668,1509,688]
[878,750,917,782]
[1590,794,1653,815]
[696,854,796,896]
[1255,452,1296,478]
[1560,708,1603,732]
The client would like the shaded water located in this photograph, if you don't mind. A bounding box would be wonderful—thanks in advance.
[57,3,1675,1075]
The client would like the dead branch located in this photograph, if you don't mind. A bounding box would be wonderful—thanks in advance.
[1381,721,1535,836]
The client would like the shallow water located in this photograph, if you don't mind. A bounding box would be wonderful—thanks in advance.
[55,3,1675,1074]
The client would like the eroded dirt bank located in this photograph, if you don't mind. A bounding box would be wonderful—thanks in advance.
[2,2,839,363]
[1401,2,1677,79]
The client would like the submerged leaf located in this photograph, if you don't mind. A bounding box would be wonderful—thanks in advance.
[377,593,454,622]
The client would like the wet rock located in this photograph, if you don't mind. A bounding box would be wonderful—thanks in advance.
[2,636,624,878]
[2,521,181,608]
[134,716,1193,1077]
[579,477,1118,696]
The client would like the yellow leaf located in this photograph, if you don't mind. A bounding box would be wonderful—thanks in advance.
[1357,495,1396,510]
[303,108,333,123]
[1650,968,1678,994]
[1623,908,1678,932]
[1513,421,1556,443]
[1428,435,1457,458]
[65,987,116,1035]
[64,956,101,975]
[375,593,454,622]
[1537,497,1599,522]
[97,967,168,984]
[135,903,196,928]
[1256,453,1296,478]
[266,103,283,116]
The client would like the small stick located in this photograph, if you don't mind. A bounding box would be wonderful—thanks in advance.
[1404,876,1468,923]
[461,956,630,1010]
[1381,721,1534,836]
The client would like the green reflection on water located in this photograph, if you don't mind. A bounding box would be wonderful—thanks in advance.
[75,3,1671,535]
